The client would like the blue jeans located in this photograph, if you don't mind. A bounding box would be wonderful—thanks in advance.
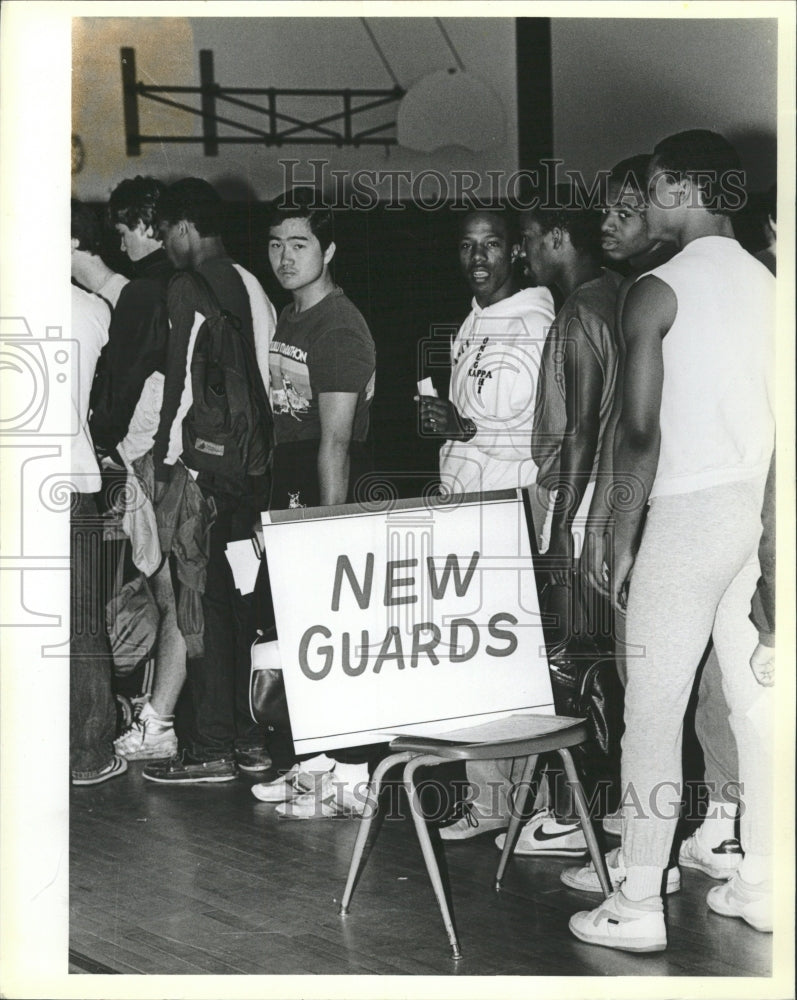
[70,493,116,777]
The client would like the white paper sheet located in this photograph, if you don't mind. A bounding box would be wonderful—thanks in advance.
[224,538,261,595]
[416,376,438,397]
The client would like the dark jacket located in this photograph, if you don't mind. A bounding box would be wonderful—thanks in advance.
[90,249,173,456]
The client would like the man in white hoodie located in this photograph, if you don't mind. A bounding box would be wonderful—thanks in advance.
[417,206,556,839]
[419,207,555,501]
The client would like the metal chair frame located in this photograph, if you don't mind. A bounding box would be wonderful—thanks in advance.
[339,715,612,960]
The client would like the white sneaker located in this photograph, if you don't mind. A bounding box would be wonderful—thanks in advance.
[440,802,509,841]
[251,763,323,803]
[494,808,587,857]
[114,711,178,760]
[706,873,772,933]
[569,890,667,952]
[678,831,742,880]
[274,771,367,819]
[561,846,681,894]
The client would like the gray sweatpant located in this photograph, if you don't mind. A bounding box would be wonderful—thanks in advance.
[619,603,740,809]
[696,642,740,803]
[621,477,772,871]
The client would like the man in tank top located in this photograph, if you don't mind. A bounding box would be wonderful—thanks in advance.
[568,131,775,951]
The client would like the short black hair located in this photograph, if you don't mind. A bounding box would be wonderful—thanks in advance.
[108,176,166,231]
[652,130,743,216]
[71,199,103,255]
[156,178,224,237]
[458,205,521,247]
[267,187,334,251]
[524,183,602,258]
[608,154,652,200]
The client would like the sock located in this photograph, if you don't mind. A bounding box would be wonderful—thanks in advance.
[139,701,174,728]
[302,753,336,774]
[738,853,771,886]
[330,761,369,789]
[698,802,738,846]
[623,865,665,901]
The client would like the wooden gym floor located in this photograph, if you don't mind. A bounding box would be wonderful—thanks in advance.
[69,760,772,979]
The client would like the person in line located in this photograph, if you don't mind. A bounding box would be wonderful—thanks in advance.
[69,200,126,785]
[142,178,277,784]
[573,157,743,889]
[569,130,775,951]
[249,188,379,819]
[415,205,556,840]
[77,176,185,761]
[485,187,622,857]
[418,206,555,507]
[90,177,173,467]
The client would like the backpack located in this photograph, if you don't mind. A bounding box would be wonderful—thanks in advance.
[180,271,272,486]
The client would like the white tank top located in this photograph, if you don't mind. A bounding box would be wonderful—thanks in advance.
[644,236,774,498]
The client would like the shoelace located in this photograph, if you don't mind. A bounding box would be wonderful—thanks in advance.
[445,800,479,830]
[115,718,146,741]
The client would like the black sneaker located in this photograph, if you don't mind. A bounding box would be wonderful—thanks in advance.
[235,746,273,774]
[143,751,238,784]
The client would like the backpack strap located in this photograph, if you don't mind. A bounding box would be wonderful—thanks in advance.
[183,267,275,451]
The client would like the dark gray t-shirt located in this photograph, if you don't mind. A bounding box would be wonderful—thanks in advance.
[269,287,376,445]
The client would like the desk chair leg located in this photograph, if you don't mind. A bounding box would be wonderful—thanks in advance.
[403,754,463,961]
[339,751,413,916]
[495,753,538,892]
[558,747,612,898]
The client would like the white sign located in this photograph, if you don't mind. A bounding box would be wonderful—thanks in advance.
[261,490,553,754]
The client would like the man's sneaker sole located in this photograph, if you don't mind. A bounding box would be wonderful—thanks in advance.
[510,843,587,858]
[114,739,178,760]
[569,918,666,953]
[72,755,128,786]
[237,760,273,774]
[143,772,237,784]
[142,758,238,784]
[569,894,667,953]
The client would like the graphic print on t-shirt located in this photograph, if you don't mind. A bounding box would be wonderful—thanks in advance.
[269,339,311,420]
